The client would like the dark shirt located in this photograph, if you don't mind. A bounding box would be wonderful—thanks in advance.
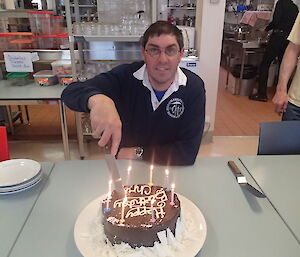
[265,0,299,36]
[61,62,206,166]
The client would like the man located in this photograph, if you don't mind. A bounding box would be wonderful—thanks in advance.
[62,21,206,165]
[249,0,298,102]
[272,12,300,120]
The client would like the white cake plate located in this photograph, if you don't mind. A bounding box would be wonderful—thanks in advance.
[74,194,207,257]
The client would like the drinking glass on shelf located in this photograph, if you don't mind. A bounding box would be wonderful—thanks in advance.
[72,22,82,35]
[97,23,103,35]
[85,21,96,36]
[102,25,109,35]
[80,21,86,35]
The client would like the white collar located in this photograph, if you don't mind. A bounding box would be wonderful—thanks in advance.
[133,64,187,111]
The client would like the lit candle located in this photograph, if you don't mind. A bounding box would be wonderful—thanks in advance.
[150,199,156,222]
[104,192,111,213]
[120,196,127,224]
[108,179,112,195]
[148,165,154,186]
[165,169,170,191]
[170,183,175,206]
[126,166,132,186]
[104,180,112,213]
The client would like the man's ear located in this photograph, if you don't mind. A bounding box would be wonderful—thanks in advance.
[179,48,184,58]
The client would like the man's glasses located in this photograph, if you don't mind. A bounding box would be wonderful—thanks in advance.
[145,47,181,57]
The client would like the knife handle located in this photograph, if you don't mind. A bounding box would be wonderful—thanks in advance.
[228,161,242,176]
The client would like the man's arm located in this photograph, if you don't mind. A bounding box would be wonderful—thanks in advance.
[61,66,125,155]
[88,95,122,155]
[272,42,300,114]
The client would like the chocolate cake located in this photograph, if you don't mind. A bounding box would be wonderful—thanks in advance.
[102,184,181,248]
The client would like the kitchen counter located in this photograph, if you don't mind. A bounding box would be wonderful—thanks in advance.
[222,37,266,95]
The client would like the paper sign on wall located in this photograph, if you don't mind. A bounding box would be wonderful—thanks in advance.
[4,52,33,72]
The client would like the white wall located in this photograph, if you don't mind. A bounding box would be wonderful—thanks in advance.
[197,0,226,132]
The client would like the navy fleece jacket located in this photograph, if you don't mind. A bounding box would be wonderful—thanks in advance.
[61,61,206,165]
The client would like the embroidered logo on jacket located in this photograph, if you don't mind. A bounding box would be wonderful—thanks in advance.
[166,98,185,118]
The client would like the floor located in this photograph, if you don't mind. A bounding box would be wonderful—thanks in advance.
[6,66,281,162]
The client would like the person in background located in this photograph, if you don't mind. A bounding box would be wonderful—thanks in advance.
[249,0,298,102]
[61,21,206,165]
[272,12,300,120]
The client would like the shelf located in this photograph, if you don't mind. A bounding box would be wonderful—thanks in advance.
[70,4,95,7]
[74,35,142,42]
[168,7,196,10]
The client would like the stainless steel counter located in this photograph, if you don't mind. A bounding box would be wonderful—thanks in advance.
[222,38,266,95]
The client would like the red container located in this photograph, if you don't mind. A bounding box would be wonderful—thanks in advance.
[10,39,36,49]
[0,32,35,49]
[35,33,68,49]
[35,34,54,49]
[0,126,10,162]
[27,10,54,35]
[0,33,15,49]
[51,16,64,34]
[53,33,69,49]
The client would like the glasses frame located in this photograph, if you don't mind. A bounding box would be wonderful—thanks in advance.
[145,47,181,58]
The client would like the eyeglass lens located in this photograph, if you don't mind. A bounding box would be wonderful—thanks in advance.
[146,47,179,57]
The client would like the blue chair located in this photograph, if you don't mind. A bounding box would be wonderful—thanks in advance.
[258,121,300,155]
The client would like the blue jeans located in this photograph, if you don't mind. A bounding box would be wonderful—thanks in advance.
[282,102,300,121]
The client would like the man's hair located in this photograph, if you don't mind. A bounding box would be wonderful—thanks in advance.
[141,20,184,50]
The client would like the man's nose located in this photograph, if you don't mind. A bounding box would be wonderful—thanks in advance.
[157,51,168,62]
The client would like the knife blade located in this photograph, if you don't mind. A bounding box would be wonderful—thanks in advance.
[103,145,125,198]
[227,161,266,198]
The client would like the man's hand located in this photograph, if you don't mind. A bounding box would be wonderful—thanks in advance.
[272,90,288,114]
[88,94,122,155]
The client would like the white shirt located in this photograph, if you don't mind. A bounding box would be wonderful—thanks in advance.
[133,64,187,110]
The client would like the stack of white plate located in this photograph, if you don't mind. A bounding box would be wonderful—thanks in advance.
[0,159,42,195]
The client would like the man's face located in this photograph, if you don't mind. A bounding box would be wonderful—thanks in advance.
[142,34,183,91]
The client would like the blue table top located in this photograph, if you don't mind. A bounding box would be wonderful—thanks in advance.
[240,155,300,243]
[7,158,300,257]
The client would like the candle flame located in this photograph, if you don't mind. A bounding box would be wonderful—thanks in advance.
[165,169,169,175]
[127,166,132,172]
[171,183,175,189]
[150,164,154,170]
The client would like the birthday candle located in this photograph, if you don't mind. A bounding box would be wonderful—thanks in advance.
[170,183,175,206]
[148,165,154,186]
[108,180,112,195]
[120,196,127,223]
[104,180,112,213]
[126,166,132,186]
[150,199,156,222]
[165,169,170,191]
[104,193,111,212]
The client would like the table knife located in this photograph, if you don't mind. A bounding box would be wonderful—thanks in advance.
[227,161,266,198]
[103,145,125,197]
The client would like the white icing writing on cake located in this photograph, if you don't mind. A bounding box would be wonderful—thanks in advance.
[126,206,165,219]
[107,216,119,224]
[113,186,168,219]
[125,184,152,195]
